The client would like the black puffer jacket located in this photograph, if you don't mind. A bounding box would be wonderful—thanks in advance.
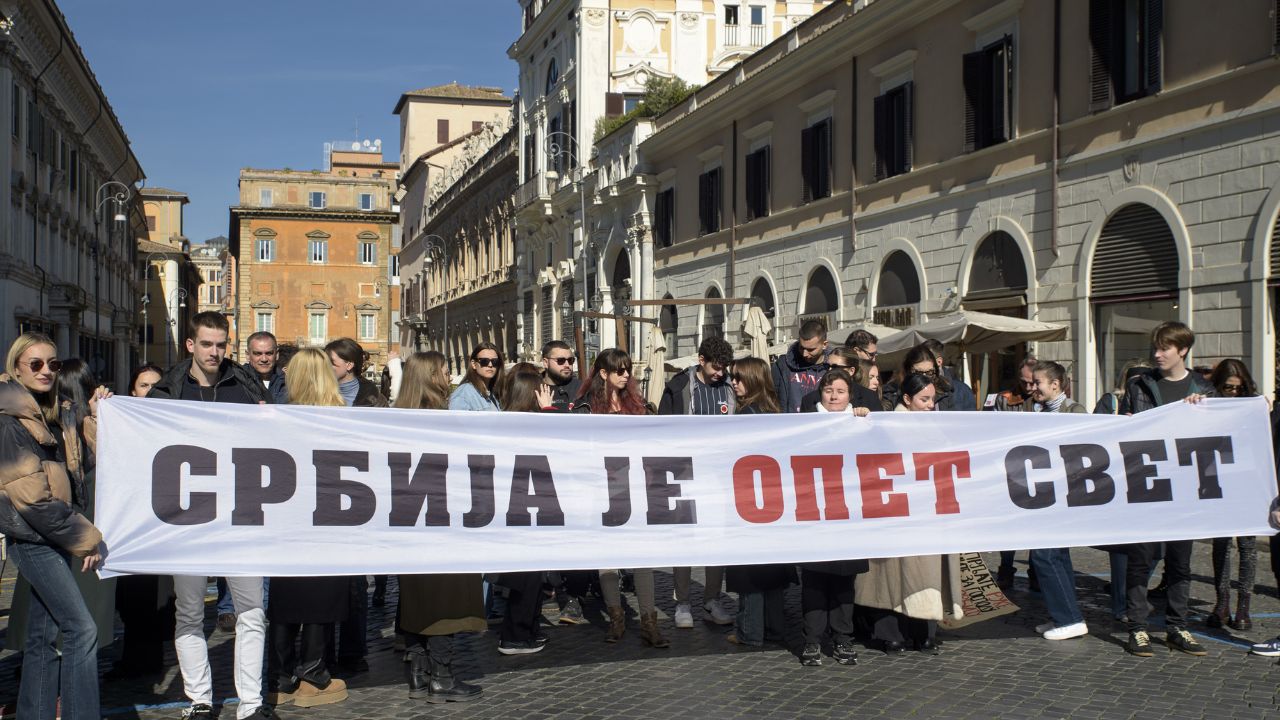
[148,358,269,404]
[1118,369,1215,415]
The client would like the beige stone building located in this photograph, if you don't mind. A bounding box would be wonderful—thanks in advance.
[228,147,399,371]
[626,0,1280,402]
[136,186,204,369]
[192,237,229,315]
[1,3,146,389]
[512,0,832,354]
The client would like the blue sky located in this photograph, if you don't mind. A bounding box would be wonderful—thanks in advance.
[61,0,518,243]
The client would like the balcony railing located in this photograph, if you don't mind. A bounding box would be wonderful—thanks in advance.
[749,23,765,46]
[723,24,739,46]
[516,176,546,210]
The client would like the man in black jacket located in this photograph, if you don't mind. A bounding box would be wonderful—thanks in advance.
[146,312,273,720]
[541,340,582,410]
[1118,321,1213,659]
[244,331,288,405]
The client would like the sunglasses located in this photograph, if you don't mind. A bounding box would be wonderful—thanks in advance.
[548,356,576,366]
[1221,383,1244,393]
[25,359,62,373]
[611,366,632,376]
[474,357,501,368]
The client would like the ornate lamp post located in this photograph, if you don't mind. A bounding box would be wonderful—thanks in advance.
[93,181,131,360]
[166,287,188,368]
[545,131,589,338]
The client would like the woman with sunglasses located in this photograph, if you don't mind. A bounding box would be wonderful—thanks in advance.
[573,349,669,648]
[0,333,106,719]
[856,373,963,656]
[724,358,795,649]
[1206,359,1260,631]
[882,344,959,412]
[449,342,505,411]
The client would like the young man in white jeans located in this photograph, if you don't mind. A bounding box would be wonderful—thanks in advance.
[146,312,274,719]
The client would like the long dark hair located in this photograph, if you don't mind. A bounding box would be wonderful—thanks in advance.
[732,357,780,413]
[55,358,97,432]
[503,370,547,413]
[463,342,505,396]
[897,372,937,407]
[1210,358,1258,397]
[576,348,647,415]
[902,343,951,393]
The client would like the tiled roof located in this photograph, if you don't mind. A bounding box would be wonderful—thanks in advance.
[394,82,509,114]
[139,186,188,198]
[137,239,186,255]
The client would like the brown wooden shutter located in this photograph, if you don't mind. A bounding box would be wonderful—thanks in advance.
[873,94,887,180]
[711,167,722,232]
[745,150,760,221]
[801,125,814,201]
[437,118,449,143]
[605,92,624,118]
[1090,203,1179,298]
[1143,0,1163,95]
[900,81,914,173]
[962,50,982,153]
[993,35,1013,143]
[818,118,832,198]
[1269,207,1280,276]
[1089,0,1114,112]
[760,145,770,216]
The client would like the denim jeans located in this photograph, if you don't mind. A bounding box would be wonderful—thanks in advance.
[1029,548,1083,627]
[9,541,100,720]
[216,577,235,615]
[734,589,785,646]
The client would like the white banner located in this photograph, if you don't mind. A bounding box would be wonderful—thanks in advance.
[95,396,1278,577]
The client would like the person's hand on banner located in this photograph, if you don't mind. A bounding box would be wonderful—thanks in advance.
[1269,497,1280,532]
[1184,393,1207,404]
[82,548,103,573]
[853,407,870,417]
[88,385,112,418]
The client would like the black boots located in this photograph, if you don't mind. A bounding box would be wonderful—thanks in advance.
[404,646,482,704]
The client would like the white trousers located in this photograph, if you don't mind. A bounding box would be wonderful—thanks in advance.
[173,575,264,719]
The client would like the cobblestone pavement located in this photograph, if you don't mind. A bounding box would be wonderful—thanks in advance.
[1,542,1277,719]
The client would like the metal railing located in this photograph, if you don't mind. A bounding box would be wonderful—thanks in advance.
[749,23,765,46]
[723,24,739,46]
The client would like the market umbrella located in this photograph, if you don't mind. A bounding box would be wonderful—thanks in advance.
[644,324,668,408]
[741,305,773,361]
[876,310,1069,360]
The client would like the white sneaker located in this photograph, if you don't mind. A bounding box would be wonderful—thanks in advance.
[674,603,694,628]
[1043,622,1088,640]
[703,599,733,625]
[1034,621,1055,634]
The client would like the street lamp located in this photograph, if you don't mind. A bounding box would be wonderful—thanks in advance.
[94,180,131,349]
[166,287,188,368]
[545,130,589,338]
[421,234,449,363]
[140,293,150,364]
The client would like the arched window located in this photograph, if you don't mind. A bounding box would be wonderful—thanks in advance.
[1091,203,1179,393]
[967,231,1027,298]
[545,58,559,96]
[874,251,920,328]
[703,286,725,340]
[750,277,775,319]
[804,266,839,315]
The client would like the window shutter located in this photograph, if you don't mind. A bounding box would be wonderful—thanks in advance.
[1270,207,1280,276]
[605,92,624,118]
[760,145,770,216]
[698,172,709,235]
[962,50,982,153]
[819,118,832,199]
[1143,0,1163,95]
[745,151,759,221]
[901,81,914,174]
[873,94,887,180]
[993,35,1013,143]
[1091,204,1179,297]
[713,168,722,232]
[1274,0,1279,54]
[1089,0,1114,112]
[801,125,814,201]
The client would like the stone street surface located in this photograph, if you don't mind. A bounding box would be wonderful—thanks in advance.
[1,543,1277,719]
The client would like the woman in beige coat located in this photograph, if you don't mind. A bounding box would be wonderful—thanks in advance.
[855,372,963,655]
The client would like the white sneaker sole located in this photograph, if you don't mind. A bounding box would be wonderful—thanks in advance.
[1043,623,1089,640]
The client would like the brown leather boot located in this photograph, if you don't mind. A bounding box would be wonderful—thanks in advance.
[639,611,670,649]
[1230,594,1253,631]
[1207,590,1231,629]
[604,606,626,643]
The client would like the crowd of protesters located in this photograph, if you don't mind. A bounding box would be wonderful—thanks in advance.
[1,310,1278,719]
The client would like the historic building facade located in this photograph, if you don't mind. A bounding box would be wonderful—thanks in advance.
[510,0,831,354]
[402,125,518,371]
[0,3,146,390]
[228,147,399,372]
[630,0,1280,401]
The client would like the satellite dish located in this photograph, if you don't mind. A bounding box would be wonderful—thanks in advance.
[362,140,371,148]
[351,142,361,150]
[374,138,382,146]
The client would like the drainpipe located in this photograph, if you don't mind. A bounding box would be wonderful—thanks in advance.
[1050,0,1061,258]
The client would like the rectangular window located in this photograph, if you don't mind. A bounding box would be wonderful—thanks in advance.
[260,188,273,207]
[873,82,914,180]
[437,118,449,144]
[698,167,722,235]
[1090,0,1163,110]
[749,5,765,44]
[654,188,675,248]
[256,238,275,262]
[389,254,400,278]
[745,146,771,221]
[547,115,563,174]
[309,312,327,343]
[623,94,643,113]
[146,215,157,232]
[725,5,739,24]
[963,36,1014,153]
[309,191,326,209]
[256,312,274,334]
[524,132,538,181]
[359,193,374,211]
[359,241,376,264]
[801,118,833,201]
[310,239,328,263]
[750,5,764,24]
[69,150,77,191]
[472,120,483,132]
[358,313,377,340]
